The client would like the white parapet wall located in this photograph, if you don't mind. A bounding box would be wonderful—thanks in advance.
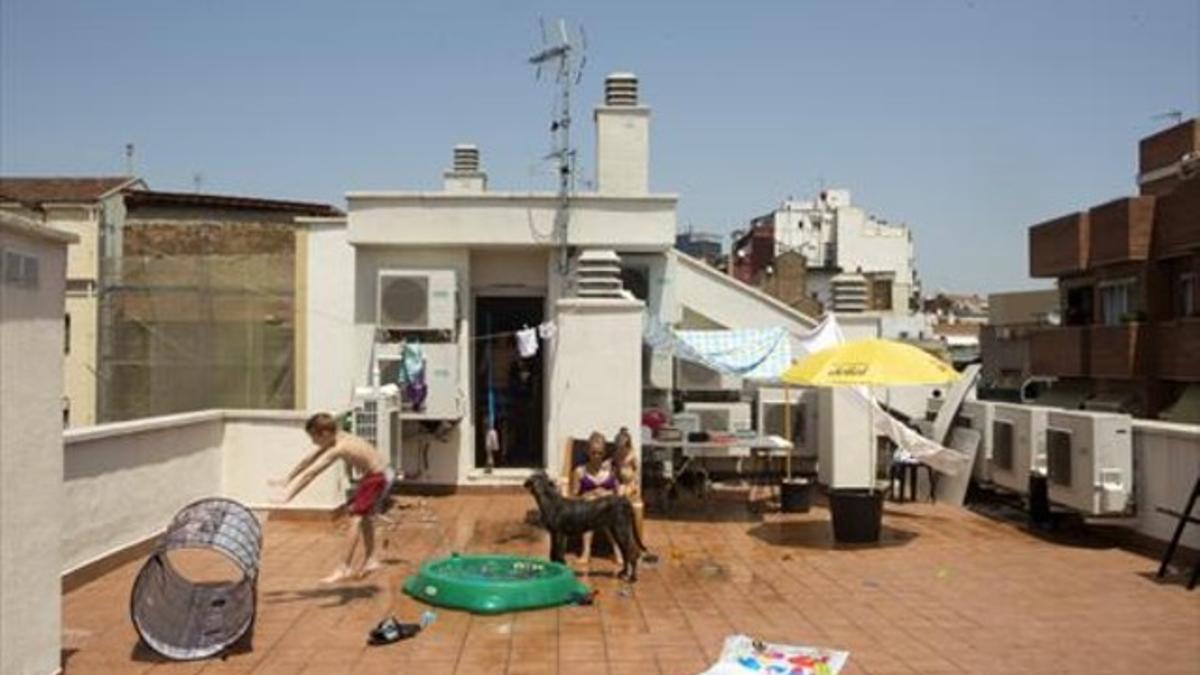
[1,217,76,675]
[1132,420,1200,551]
[62,410,348,577]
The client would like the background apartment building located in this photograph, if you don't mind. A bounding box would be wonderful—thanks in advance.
[732,189,925,336]
[1027,118,1199,420]
[0,178,341,425]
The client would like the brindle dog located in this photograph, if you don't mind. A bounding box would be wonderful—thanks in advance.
[523,472,650,581]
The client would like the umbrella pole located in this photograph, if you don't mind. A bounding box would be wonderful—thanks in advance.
[784,384,793,480]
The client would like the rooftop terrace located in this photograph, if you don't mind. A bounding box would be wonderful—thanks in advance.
[61,492,1200,675]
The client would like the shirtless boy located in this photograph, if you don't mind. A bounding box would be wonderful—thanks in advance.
[272,412,394,583]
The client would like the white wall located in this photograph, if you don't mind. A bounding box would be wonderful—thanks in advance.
[62,410,348,575]
[1132,420,1200,551]
[299,219,355,413]
[673,251,817,339]
[221,411,347,510]
[547,297,644,478]
[1,220,74,675]
[346,193,676,251]
[354,247,472,485]
[595,106,650,195]
[62,413,224,572]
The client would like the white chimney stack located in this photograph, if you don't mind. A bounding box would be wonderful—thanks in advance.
[443,144,487,193]
[594,72,649,195]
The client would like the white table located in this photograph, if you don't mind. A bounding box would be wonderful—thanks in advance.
[643,435,795,508]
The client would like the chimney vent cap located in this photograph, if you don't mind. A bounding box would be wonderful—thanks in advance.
[604,72,639,106]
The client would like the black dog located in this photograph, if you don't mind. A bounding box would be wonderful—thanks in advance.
[523,472,650,581]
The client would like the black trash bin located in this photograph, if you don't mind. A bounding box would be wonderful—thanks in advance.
[779,474,816,513]
[829,488,883,543]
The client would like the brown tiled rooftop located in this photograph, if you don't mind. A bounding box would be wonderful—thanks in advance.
[62,493,1200,674]
[0,176,136,205]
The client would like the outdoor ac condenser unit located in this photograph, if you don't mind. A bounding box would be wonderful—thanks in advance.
[351,385,401,470]
[376,269,457,331]
[989,402,1051,494]
[675,359,740,392]
[757,387,817,452]
[1044,410,1133,515]
[376,342,462,420]
[957,400,995,484]
[683,401,752,433]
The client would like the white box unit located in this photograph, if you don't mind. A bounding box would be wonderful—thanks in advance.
[376,342,462,419]
[351,385,401,469]
[989,403,1051,494]
[817,387,874,489]
[1044,410,1133,515]
[757,387,817,452]
[957,400,995,483]
[645,347,673,389]
[683,401,752,433]
[376,269,457,331]
[675,359,740,392]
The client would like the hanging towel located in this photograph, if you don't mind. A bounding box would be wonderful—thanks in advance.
[516,326,539,358]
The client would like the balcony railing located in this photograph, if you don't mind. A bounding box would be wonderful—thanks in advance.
[1029,326,1088,377]
[1088,197,1154,266]
[1157,318,1200,380]
[1090,323,1146,379]
[1029,212,1089,278]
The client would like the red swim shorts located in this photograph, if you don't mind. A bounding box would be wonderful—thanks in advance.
[348,471,387,516]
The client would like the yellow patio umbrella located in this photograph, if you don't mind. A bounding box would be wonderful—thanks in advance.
[778,339,959,480]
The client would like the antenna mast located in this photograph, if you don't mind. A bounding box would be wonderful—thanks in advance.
[528,18,587,275]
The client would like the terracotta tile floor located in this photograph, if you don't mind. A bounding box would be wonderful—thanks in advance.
[62,492,1200,674]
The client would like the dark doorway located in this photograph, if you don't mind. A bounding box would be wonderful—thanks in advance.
[474,297,545,469]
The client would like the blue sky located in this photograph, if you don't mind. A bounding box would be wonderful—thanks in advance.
[2,1,1197,292]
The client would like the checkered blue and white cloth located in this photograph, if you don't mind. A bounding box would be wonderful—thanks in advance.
[643,316,791,380]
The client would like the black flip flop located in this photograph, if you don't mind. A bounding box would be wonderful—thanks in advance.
[368,617,421,646]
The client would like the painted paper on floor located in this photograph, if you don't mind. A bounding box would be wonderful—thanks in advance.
[701,634,849,675]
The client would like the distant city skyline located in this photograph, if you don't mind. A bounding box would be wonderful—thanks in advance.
[2,0,1197,293]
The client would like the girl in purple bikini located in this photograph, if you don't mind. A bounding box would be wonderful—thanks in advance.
[571,431,618,566]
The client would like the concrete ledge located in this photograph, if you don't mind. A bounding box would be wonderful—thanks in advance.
[257,505,343,522]
[1132,419,1200,441]
[64,410,223,443]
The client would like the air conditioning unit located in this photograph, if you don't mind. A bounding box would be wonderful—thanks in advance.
[351,385,401,469]
[683,401,752,433]
[675,359,740,392]
[376,342,461,419]
[989,402,1051,494]
[376,270,457,331]
[1044,410,1133,515]
[757,387,817,451]
[957,400,995,483]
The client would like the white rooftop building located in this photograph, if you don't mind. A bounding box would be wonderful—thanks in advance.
[301,73,822,489]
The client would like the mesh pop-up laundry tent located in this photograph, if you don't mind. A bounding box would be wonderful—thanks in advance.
[130,498,262,660]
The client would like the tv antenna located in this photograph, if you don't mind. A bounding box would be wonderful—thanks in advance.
[124,143,136,176]
[1152,110,1184,125]
[528,17,587,274]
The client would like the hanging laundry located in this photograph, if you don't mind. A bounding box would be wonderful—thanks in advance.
[537,321,557,341]
[516,326,539,358]
[399,341,428,412]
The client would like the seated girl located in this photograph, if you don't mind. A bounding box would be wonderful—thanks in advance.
[571,431,617,565]
[611,427,640,499]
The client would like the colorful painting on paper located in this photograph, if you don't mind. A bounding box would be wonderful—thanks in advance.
[700,635,850,675]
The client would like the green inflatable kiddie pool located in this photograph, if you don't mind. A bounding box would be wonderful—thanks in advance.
[403,553,589,615]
